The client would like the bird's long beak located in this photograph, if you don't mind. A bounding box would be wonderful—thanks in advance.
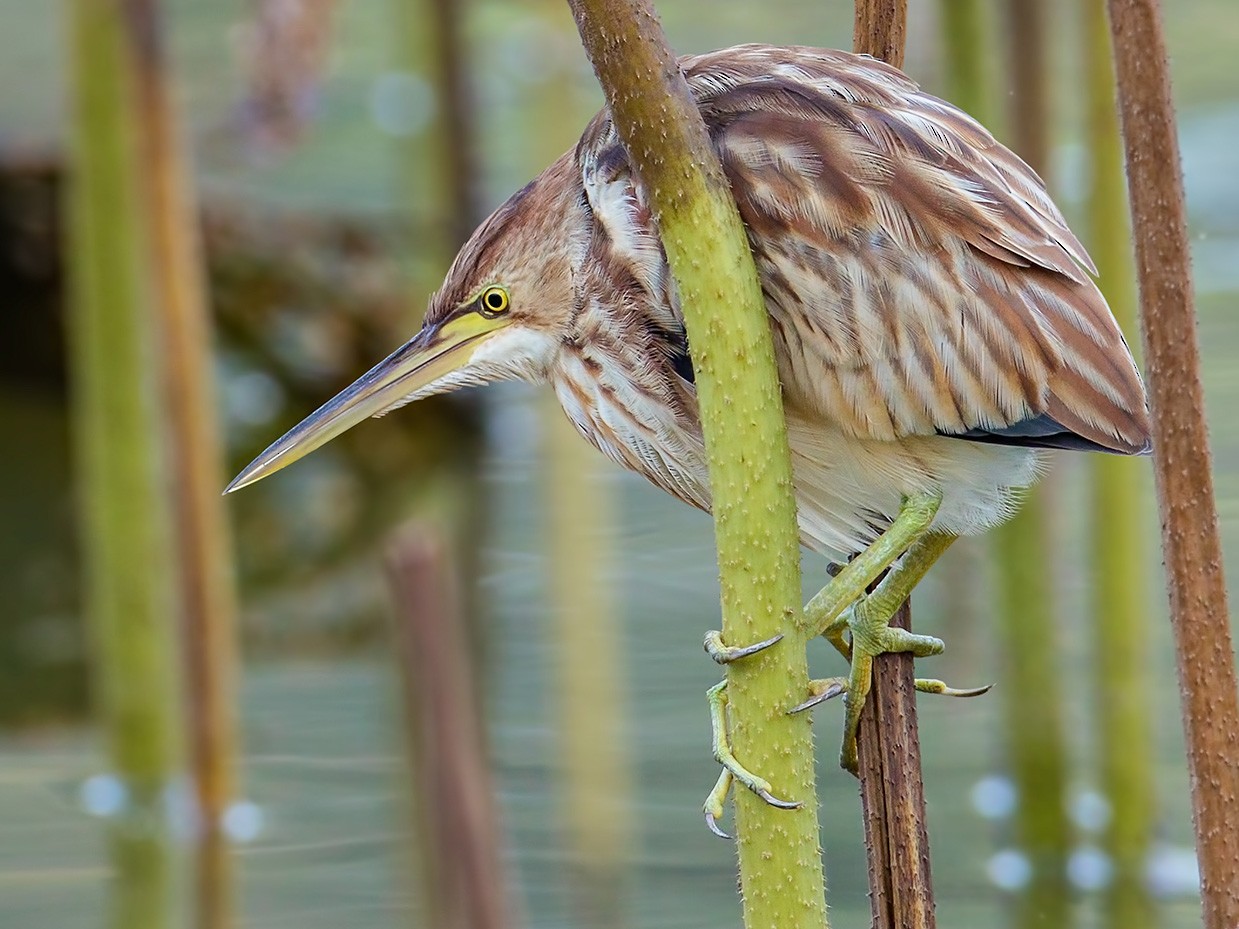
[225,313,502,494]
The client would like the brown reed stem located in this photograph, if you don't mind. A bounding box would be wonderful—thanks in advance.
[1106,2,1239,925]
[850,7,937,928]
[853,0,908,70]
[1083,3,1156,926]
[856,599,936,929]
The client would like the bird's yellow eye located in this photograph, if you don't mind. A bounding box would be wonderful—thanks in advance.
[477,285,510,317]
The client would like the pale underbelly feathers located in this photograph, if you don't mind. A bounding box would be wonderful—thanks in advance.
[551,358,1041,564]
[784,413,1041,561]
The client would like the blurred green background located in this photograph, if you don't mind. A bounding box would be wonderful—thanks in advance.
[0,1,1236,928]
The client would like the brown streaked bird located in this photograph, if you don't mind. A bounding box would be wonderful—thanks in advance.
[228,45,1150,819]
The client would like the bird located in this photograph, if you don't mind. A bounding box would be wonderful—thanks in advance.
[227,44,1150,818]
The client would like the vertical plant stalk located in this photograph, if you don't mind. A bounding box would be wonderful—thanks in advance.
[1082,3,1155,926]
[389,3,494,923]
[385,529,513,929]
[120,3,242,928]
[547,412,631,929]
[994,4,1073,924]
[65,1,179,927]
[524,12,633,924]
[565,3,827,927]
[938,0,987,119]
[1106,2,1239,926]
[931,0,989,685]
[851,7,935,929]
[854,0,908,69]
[855,606,935,929]
[393,0,479,271]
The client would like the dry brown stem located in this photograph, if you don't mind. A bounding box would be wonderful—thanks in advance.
[853,0,908,70]
[1106,1,1239,925]
[850,6,934,928]
[856,599,935,929]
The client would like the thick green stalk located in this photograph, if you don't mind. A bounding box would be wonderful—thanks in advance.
[1083,2,1155,926]
[65,1,179,927]
[120,3,242,927]
[565,3,826,927]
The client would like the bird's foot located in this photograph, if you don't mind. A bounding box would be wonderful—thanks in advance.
[704,629,783,664]
[829,596,946,775]
[702,681,800,838]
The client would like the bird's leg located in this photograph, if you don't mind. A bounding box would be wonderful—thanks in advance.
[801,491,944,641]
[701,681,800,835]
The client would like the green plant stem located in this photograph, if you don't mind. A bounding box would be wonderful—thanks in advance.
[524,12,633,922]
[547,405,631,928]
[997,5,1073,925]
[565,3,826,927]
[993,497,1072,927]
[1083,3,1155,926]
[938,0,988,121]
[120,3,242,927]
[65,1,179,927]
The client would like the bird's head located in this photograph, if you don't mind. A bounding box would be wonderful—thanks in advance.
[226,153,587,493]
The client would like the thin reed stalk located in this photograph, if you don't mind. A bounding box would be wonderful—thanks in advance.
[850,6,937,928]
[546,409,631,929]
[524,9,633,923]
[65,1,180,926]
[1082,2,1155,926]
[385,529,513,929]
[119,4,242,928]
[938,0,988,118]
[388,3,494,925]
[993,4,1073,925]
[1106,2,1239,925]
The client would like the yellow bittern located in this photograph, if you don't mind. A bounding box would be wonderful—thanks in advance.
[228,46,1149,822]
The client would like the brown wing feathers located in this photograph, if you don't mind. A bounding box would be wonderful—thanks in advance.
[685,46,1150,456]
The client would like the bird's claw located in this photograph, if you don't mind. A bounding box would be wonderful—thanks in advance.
[914,679,993,698]
[789,677,847,713]
[703,769,733,839]
[704,630,784,665]
[790,675,989,714]
[704,810,731,840]
[757,788,802,810]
